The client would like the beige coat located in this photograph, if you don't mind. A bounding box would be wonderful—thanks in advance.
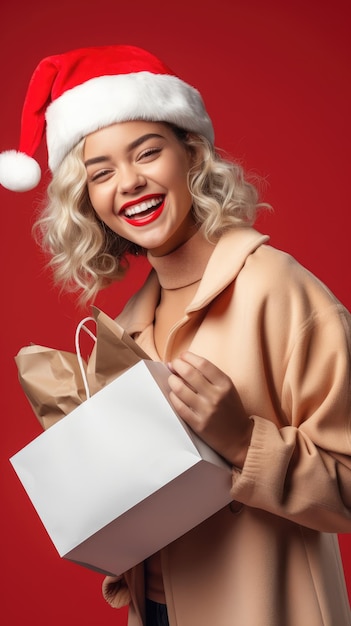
[107,227,351,626]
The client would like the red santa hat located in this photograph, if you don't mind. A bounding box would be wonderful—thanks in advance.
[0,44,214,192]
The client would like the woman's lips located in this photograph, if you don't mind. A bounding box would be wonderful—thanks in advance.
[119,195,165,227]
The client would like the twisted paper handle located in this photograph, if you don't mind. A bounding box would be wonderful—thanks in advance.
[74,317,97,400]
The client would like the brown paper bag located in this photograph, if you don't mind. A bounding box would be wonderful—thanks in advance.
[15,307,149,429]
[86,306,148,395]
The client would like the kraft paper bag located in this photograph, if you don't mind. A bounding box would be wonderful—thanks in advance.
[14,344,88,429]
[14,307,149,428]
[11,310,232,576]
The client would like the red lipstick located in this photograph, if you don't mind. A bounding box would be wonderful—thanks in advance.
[120,195,165,227]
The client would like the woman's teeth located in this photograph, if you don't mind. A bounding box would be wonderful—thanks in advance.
[124,196,163,217]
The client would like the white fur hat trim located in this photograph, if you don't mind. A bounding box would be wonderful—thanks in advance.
[46,72,214,172]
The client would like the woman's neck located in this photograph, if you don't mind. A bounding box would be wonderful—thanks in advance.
[147,228,215,290]
[147,229,215,358]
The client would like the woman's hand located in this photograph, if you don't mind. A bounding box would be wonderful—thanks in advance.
[167,351,253,468]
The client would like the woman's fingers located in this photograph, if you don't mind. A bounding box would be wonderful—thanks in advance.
[170,351,225,386]
[168,351,233,424]
[167,351,253,467]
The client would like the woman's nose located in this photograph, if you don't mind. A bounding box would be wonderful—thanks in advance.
[117,165,146,194]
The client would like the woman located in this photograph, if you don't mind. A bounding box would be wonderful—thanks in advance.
[1,44,351,626]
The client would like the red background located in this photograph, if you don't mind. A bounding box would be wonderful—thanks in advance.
[1,1,350,624]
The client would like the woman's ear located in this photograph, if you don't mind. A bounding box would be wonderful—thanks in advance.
[185,133,204,168]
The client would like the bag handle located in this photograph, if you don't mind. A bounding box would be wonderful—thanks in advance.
[74,316,97,400]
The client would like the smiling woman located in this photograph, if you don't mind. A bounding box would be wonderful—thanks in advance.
[32,111,258,304]
[84,121,195,255]
[1,43,351,626]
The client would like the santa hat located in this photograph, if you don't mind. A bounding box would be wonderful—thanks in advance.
[0,44,214,192]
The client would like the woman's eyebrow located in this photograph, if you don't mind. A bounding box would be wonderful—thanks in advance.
[127,133,164,151]
[84,155,110,167]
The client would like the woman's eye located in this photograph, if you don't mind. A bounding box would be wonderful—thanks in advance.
[90,169,112,182]
[138,147,161,161]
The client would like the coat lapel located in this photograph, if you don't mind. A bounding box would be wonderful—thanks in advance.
[116,227,269,336]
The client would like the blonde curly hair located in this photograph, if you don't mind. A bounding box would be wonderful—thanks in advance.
[33,124,266,304]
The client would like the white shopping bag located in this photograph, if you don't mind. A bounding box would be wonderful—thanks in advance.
[10,358,232,576]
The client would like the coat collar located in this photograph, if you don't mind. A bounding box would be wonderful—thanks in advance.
[116,227,269,335]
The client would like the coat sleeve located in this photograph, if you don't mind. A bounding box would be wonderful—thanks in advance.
[230,261,351,533]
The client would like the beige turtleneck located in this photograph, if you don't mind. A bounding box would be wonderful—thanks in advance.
[144,229,215,602]
[148,229,215,361]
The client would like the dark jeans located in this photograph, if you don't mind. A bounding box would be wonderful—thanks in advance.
[145,599,169,626]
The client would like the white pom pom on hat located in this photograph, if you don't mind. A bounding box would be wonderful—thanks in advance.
[0,151,41,192]
[0,44,214,193]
